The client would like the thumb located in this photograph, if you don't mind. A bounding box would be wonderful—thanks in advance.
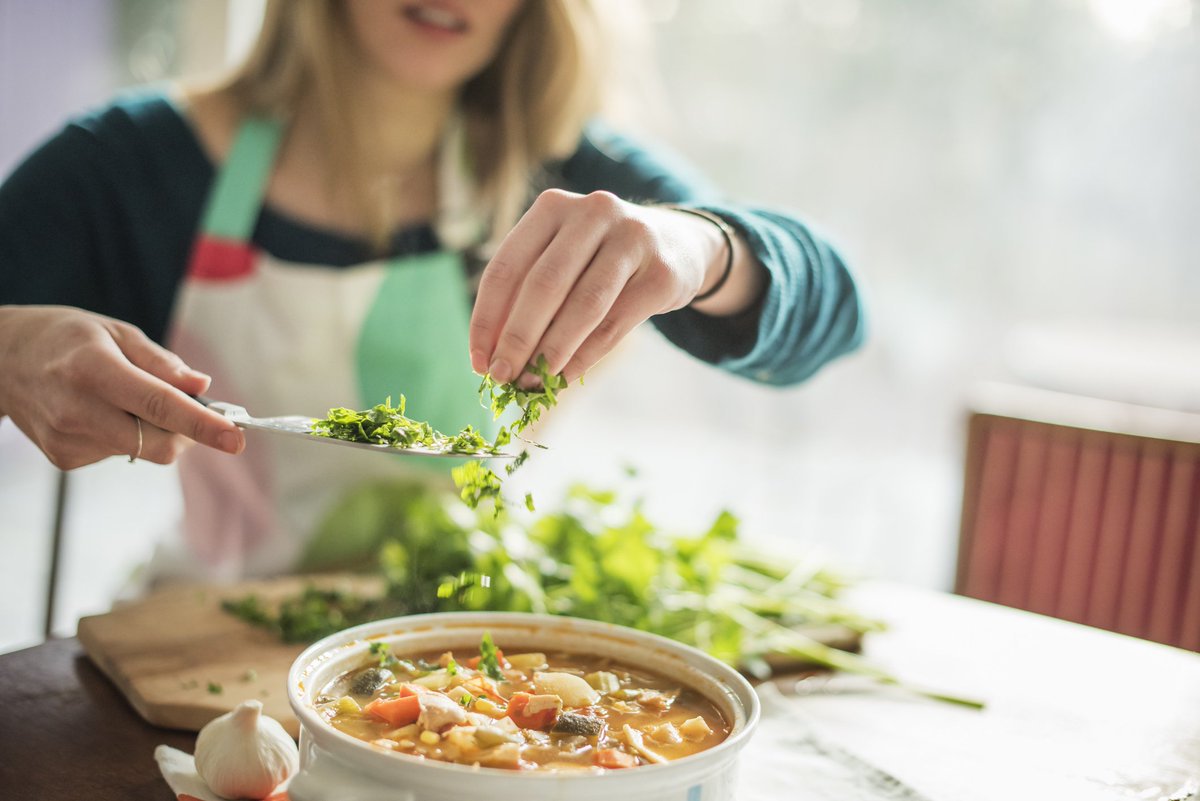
[108,323,212,395]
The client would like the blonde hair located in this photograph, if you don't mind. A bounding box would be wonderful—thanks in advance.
[217,0,609,251]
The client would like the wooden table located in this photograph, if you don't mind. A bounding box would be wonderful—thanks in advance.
[1,583,1197,800]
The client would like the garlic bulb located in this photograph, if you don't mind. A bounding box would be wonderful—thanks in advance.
[195,700,298,800]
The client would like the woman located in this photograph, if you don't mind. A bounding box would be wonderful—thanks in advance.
[0,0,863,578]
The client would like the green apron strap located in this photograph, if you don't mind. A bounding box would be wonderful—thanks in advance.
[199,117,285,241]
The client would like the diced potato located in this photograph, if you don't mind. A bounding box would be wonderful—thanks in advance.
[533,672,601,708]
[490,715,521,733]
[443,726,479,754]
[335,696,361,715]
[646,722,681,745]
[679,716,714,741]
[476,741,521,769]
[474,725,521,748]
[446,686,473,704]
[370,738,397,750]
[584,671,621,695]
[419,730,441,746]
[506,652,548,670]
[412,670,454,690]
[386,723,421,741]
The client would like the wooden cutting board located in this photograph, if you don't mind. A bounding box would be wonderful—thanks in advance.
[77,574,382,738]
[79,574,862,738]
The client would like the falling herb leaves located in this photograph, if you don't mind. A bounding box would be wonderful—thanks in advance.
[451,354,571,513]
[310,355,570,515]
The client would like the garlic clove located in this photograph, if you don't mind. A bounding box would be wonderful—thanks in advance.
[195,700,299,800]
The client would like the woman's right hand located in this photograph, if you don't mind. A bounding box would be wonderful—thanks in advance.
[0,305,245,469]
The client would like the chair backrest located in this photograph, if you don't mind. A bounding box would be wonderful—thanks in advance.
[956,383,1200,650]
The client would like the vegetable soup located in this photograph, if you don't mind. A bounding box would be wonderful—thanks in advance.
[313,634,729,771]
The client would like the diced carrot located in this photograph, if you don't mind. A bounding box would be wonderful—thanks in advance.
[364,694,421,727]
[506,692,559,730]
[595,748,638,769]
[398,683,424,697]
[466,649,509,670]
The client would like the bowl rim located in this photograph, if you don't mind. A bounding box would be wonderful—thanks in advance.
[287,611,761,782]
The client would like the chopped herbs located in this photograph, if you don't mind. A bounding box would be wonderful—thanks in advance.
[207,681,223,695]
[506,450,530,476]
[451,460,504,511]
[369,642,395,668]
[222,587,382,644]
[224,480,981,706]
[310,395,500,456]
[224,358,978,707]
[478,632,505,681]
[478,354,566,438]
[311,355,569,514]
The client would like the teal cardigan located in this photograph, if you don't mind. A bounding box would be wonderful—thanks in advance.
[0,92,864,387]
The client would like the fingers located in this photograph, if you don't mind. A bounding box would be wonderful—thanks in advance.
[560,276,665,383]
[86,346,244,455]
[468,193,565,375]
[485,220,609,385]
[32,394,194,470]
[519,238,636,385]
[2,307,237,470]
[92,403,195,465]
[107,321,212,395]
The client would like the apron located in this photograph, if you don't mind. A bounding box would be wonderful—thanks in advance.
[159,116,493,581]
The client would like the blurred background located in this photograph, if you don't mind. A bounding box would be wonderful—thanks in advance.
[1,0,1197,654]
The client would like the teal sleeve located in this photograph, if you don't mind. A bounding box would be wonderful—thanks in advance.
[559,121,865,387]
[0,93,208,343]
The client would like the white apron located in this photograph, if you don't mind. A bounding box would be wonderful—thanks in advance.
[158,116,492,581]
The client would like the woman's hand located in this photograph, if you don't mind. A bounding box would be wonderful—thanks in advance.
[469,189,764,386]
[0,306,245,470]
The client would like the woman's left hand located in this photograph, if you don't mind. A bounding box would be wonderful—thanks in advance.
[469,189,751,386]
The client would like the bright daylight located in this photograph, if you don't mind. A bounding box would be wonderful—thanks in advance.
[0,1,1197,799]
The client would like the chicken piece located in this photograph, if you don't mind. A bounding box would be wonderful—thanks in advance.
[417,693,468,732]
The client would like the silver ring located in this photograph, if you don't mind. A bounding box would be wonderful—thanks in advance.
[128,416,143,463]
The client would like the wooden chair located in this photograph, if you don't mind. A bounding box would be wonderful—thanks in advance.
[956,383,1200,650]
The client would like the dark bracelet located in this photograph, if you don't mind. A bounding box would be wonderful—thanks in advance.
[669,206,735,304]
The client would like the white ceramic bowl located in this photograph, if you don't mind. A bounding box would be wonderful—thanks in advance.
[287,612,760,801]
